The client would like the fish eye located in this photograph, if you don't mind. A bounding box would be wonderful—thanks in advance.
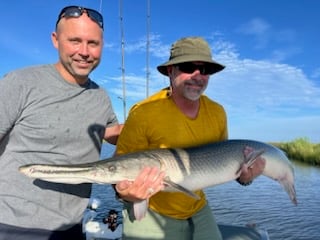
[108,165,116,172]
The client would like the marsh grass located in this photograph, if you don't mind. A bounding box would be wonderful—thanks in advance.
[271,138,320,166]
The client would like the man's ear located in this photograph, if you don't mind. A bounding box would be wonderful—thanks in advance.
[167,65,174,77]
[51,32,59,49]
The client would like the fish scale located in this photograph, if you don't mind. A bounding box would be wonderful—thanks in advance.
[19,139,297,206]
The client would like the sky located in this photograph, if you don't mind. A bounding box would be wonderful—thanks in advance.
[1,0,319,143]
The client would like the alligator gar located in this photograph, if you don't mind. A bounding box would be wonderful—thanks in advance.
[19,139,297,219]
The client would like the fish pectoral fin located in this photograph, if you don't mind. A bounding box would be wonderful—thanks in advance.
[236,148,265,175]
[133,200,149,221]
[164,179,200,200]
[246,148,265,166]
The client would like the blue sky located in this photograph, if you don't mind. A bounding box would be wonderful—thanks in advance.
[1,0,319,143]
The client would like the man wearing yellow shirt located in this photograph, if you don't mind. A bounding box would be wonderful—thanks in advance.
[114,37,265,239]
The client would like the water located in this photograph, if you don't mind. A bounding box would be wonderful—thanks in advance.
[90,143,320,240]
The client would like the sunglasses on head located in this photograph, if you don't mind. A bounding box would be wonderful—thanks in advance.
[174,62,214,75]
[56,6,104,29]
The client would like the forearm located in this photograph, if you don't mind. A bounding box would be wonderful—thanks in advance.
[104,124,124,145]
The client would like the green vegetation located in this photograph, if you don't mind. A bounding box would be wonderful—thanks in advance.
[271,138,320,166]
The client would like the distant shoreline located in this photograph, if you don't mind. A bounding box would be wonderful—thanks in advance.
[271,137,320,166]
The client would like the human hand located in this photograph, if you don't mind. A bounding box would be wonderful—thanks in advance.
[114,167,165,202]
[237,146,266,184]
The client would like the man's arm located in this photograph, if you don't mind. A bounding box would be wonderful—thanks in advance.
[104,124,124,145]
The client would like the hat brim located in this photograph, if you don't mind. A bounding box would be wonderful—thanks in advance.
[157,56,225,76]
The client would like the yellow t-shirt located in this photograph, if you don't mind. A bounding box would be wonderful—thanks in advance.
[116,88,228,219]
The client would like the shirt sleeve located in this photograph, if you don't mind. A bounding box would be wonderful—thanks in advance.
[115,108,149,155]
[0,72,25,140]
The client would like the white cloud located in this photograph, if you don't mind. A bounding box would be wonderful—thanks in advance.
[237,18,271,36]
[236,18,271,49]
[102,36,320,143]
[205,42,320,142]
[311,67,320,79]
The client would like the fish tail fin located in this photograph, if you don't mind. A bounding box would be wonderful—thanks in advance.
[279,178,298,205]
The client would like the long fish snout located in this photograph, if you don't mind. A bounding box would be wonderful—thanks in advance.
[19,165,39,177]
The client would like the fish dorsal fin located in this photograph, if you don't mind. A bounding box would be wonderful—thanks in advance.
[164,177,200,200]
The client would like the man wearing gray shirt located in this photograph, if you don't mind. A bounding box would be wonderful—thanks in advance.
[0,5,122,240]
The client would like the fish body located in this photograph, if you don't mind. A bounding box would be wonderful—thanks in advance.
[19,139,297,206]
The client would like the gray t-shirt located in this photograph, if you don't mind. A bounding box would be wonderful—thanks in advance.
[0,64,118,230]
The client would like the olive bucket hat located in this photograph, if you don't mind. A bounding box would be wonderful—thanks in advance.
[157,37,225,76]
